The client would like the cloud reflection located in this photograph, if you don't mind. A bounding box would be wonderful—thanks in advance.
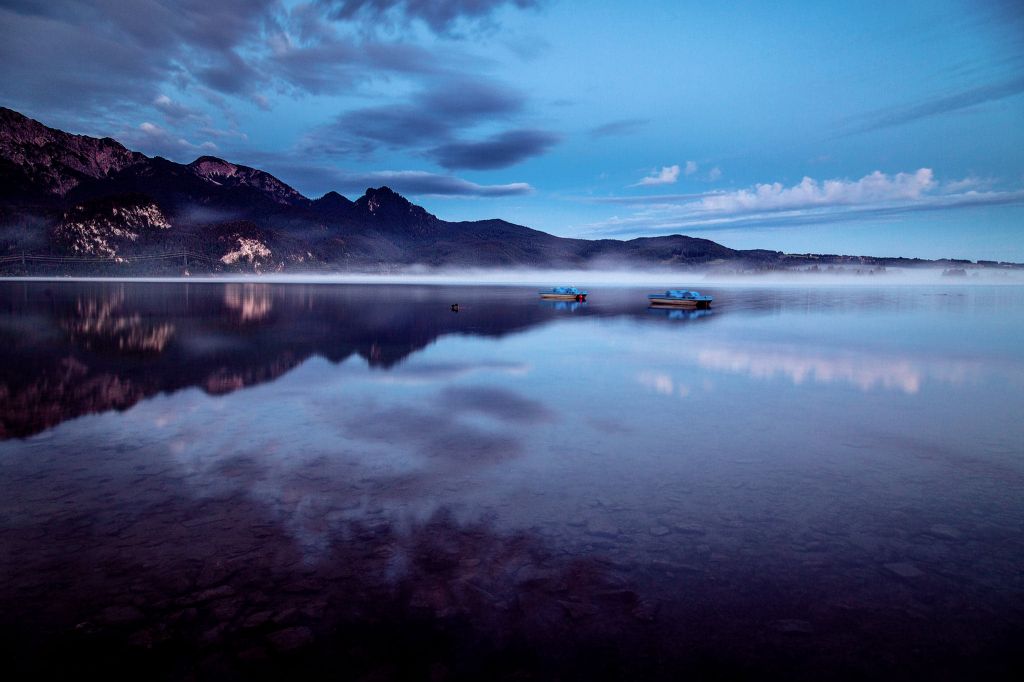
[437,385,550,423]
[693,345,978,394]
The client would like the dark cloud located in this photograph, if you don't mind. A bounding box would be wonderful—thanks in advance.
[239,155,534,198]
[589,118,649,137]
[320,0,541,35]
[270,40,438,95]
[420,79,523,118]
[152,95,206,123]
[0,5,164,113]
[429,129,560,170]
[0,0,466,115]
[845,75,1024,135]
[264,5,444,96]
[329,106,452,151]
[307,79,526,156]
[0,0,549,185]
[196,50,264,95]
[0,0,276,115]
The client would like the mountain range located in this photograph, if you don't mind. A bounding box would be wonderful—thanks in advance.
[0,107,1005,275]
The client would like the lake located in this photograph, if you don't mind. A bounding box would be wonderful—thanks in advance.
[1,280,1022,680]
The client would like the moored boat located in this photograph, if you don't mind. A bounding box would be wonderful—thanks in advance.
[539,286,587,301]
[647,289,712,308]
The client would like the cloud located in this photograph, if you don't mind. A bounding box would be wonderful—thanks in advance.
[707,166,722,181]
[303,78,556,168]
[589,118,649,137]
[845,75,1024,135]
[319,0,542,35]
[436,385,549,422]
[122,121,217,159]
[195,49,264,95]
[0,0,495,116]
[579,168,1024,237]
[633,165,681,187]
[696,169,935,213]
[263,5,443,96]
[684,161,698,176]
[0,1,278,108]
[0,0,552,187]
[429,129,560,170]
[153,94,206,123]
[691,343,976,394]
[339,171,532,196]
[315,79,523,155]
[942,176,994,193]
[581,192,710,205]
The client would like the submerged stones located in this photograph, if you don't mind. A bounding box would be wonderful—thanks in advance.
[883,562,925,579]
[771,619,814,635]
[98,605,146,626]
[585,517,619,538]
[267,626,314,653]
[668,521,707,535]
[925,524,963,541]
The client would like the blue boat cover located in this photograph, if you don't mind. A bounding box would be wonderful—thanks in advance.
[550,286,582,294]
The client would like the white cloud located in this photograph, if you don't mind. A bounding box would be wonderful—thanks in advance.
[697,168,934,214]
[684,160,698,176]
[707,166,722,181]
[578,168,1024,237]
[129,121,217,158]
[336,170,533,197]
[942,176,993,193]
[633,164,680,186]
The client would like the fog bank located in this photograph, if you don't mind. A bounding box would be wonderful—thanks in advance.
[6,266,1021,287]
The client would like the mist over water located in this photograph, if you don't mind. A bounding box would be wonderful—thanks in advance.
[9,265,1022,287]
[1,280,1022,679]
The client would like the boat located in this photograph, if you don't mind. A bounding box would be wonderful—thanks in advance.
[539,286,587,301]
[647,289,712,308]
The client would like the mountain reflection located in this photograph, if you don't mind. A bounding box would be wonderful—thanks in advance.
[223,283,274,322]
[0,281,671,439]
[63,286,176,353]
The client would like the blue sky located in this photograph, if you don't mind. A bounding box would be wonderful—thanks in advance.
[2,0,1022,260]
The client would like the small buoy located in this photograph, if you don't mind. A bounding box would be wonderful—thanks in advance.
[451,303,459,312]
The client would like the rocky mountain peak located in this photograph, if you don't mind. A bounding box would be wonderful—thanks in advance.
[186,155,303,205]
[188,156,238,179]
[315,190,352,205]
[356,186,435,221]
[0,107,146,197]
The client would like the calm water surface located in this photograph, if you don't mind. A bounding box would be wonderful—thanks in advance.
[1,281,1022,680]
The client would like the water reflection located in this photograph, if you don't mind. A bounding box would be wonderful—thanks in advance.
[541,299,587,312]
[63,286,176,353]
[223,283,273,323]
[1,281,1023,679]
[0,282,591,438]
[647,306,713,321]
[693,344,980,394]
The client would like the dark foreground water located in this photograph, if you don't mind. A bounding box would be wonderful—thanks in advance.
[1,280,1022,680]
